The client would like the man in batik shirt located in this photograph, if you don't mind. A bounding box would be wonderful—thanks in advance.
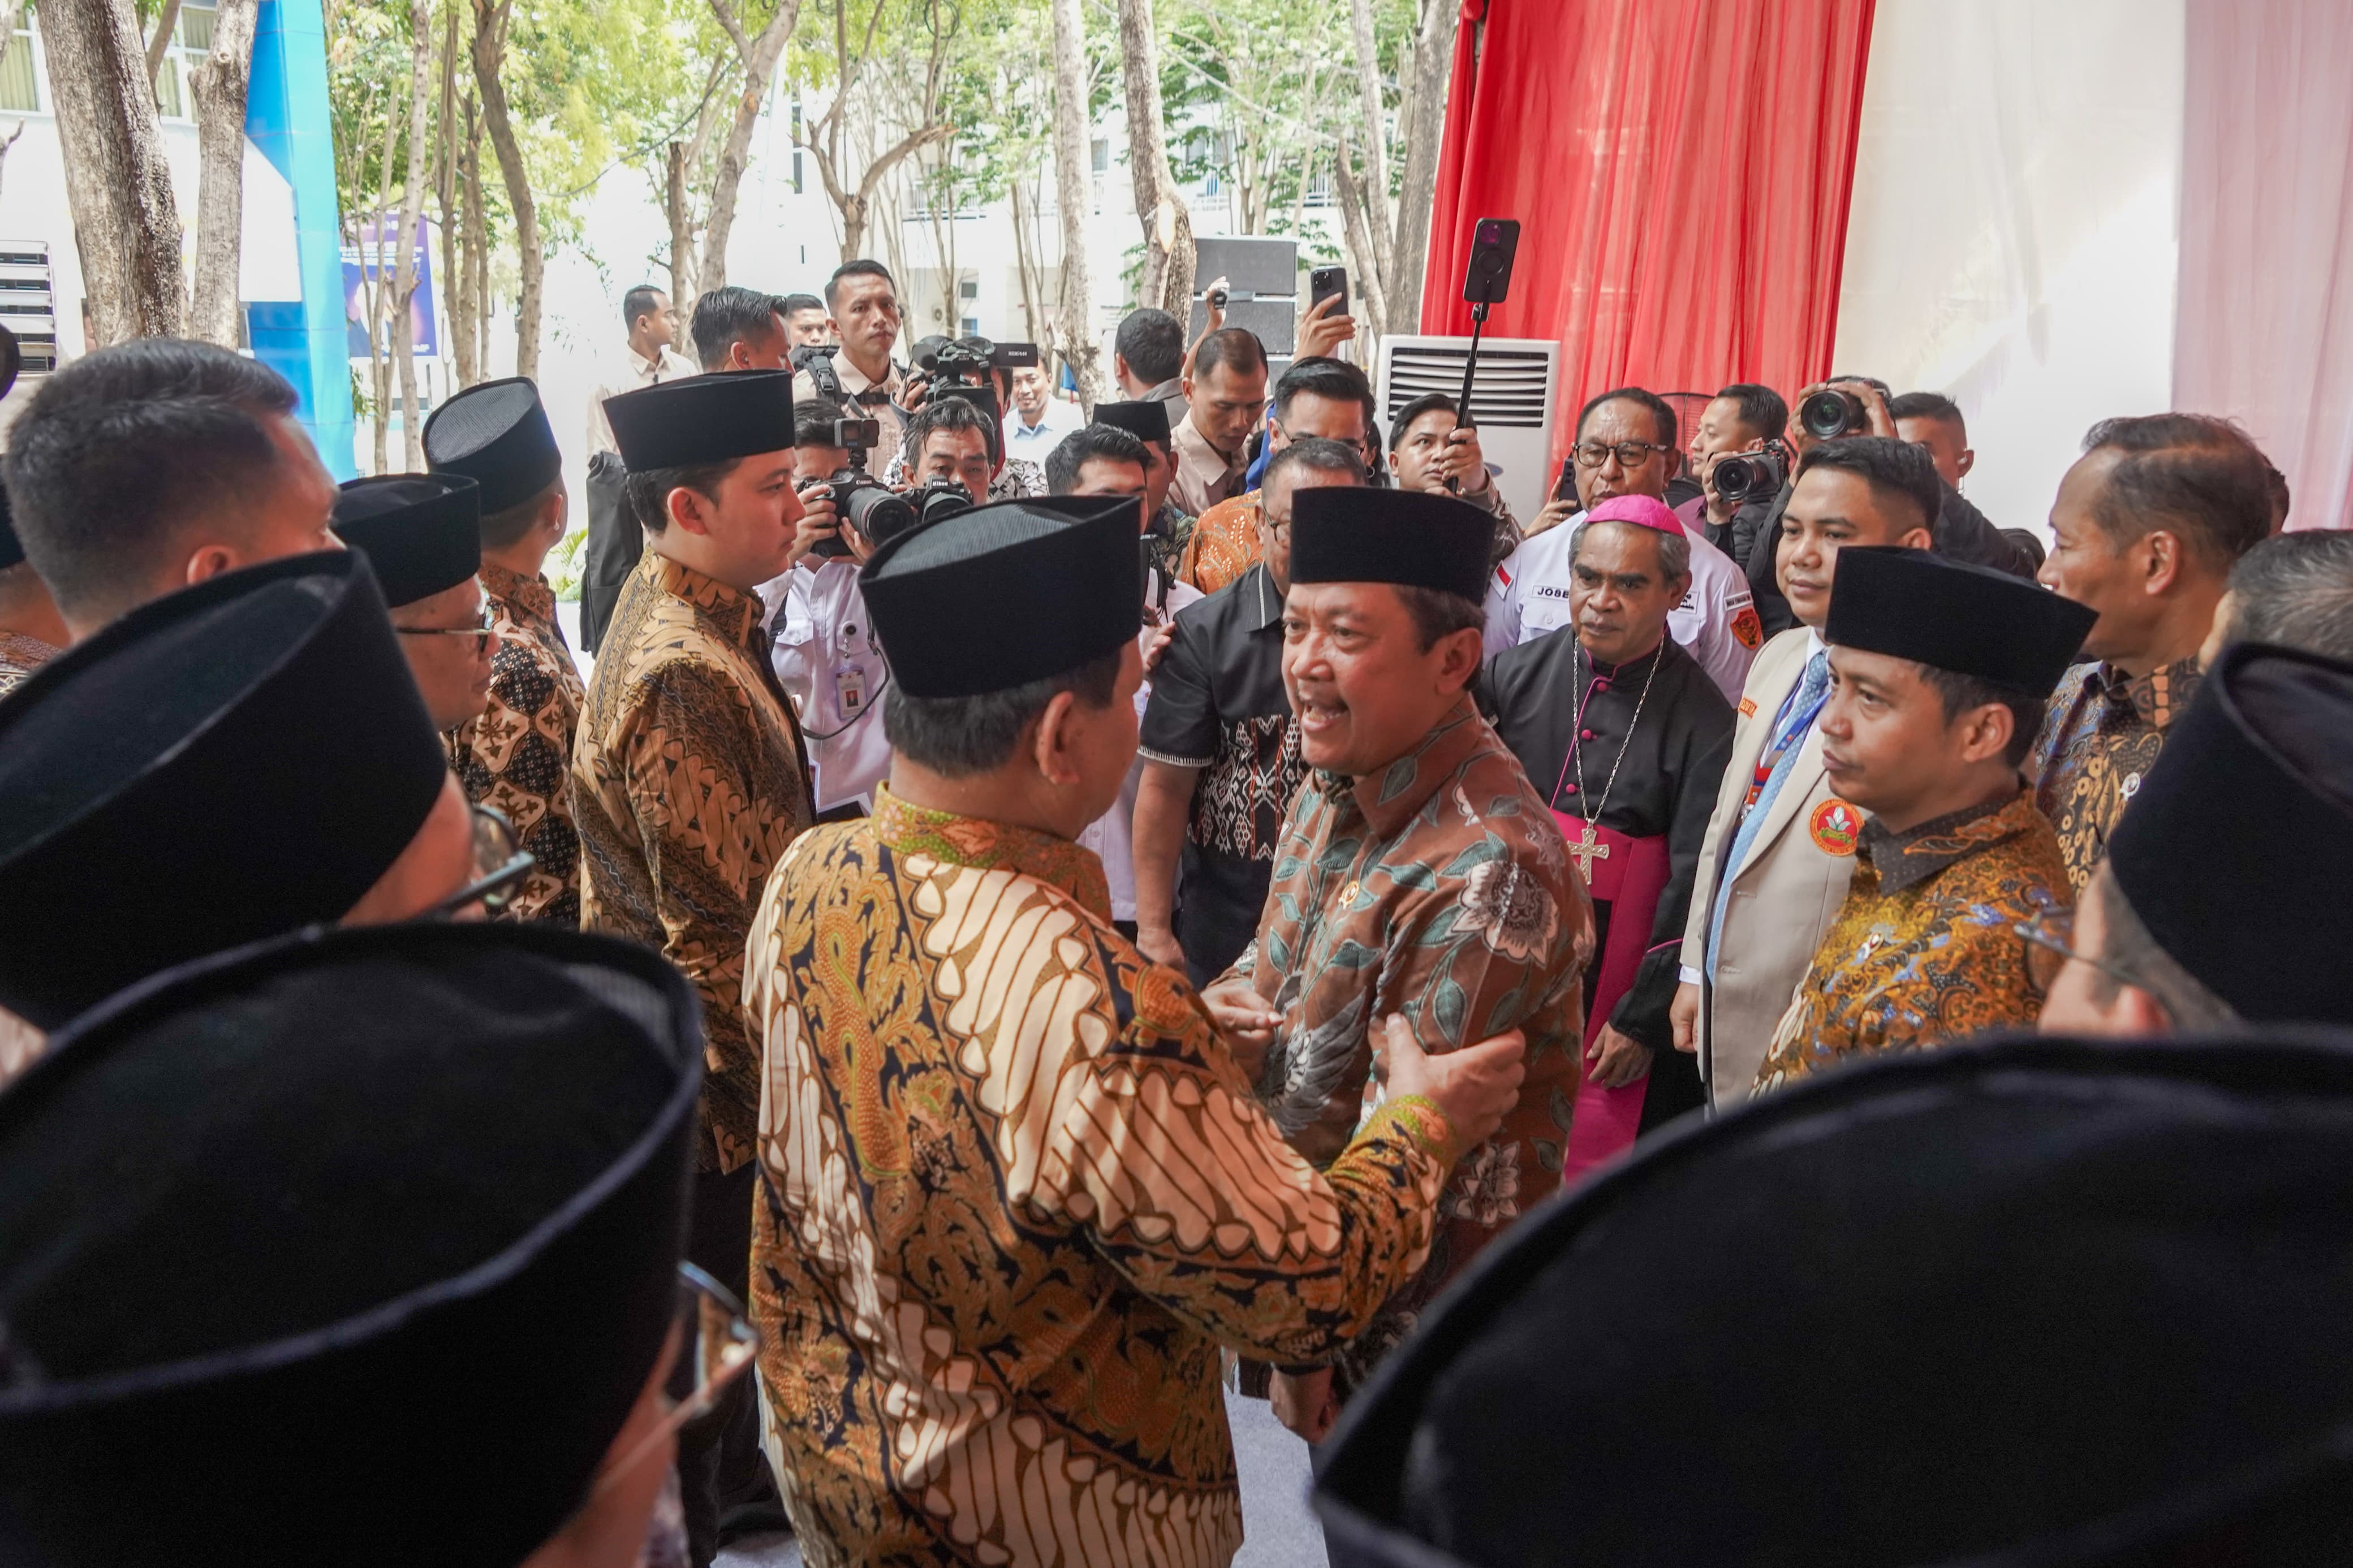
[1754,549,2092,1092]
[0,490,65,697]
[573,367,812,1560]
[1205,486,1591,1434]
[426,378,588,925]
[2030,414,2270,887]
[743,495,1530,1567]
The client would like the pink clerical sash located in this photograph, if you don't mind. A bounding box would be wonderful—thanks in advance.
[1552,811,1671,1185]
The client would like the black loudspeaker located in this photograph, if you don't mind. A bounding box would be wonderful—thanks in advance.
[1187,296,1296,356]
[1191,236,1300,298]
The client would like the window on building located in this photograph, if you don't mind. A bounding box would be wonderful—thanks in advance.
[0,15,39,113]
[961,317,980,336]
[152,6,217,120]
[958,279,978,300]
[1091,137,1109,174]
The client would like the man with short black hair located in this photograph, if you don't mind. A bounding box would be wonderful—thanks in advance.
[1387,391,1517,558]
[1889,390,1974,491]
[1680,382,1788,556]
[589,286,695,458]
[1093,398,1191,577]
[794,258,909,459]
[1002,360,1080,458]
[1180,355,1377,594]
[1135,438,1364,984]
[3,339,339,640]
[1750,547,2091,1092]
[585,287,698,654]
[689,284,788,372]
[427,376,588,926]
[1114,304,1187,408]
[1170,326,1269,521]
[744,494,1530,1565]
[578,367,813,1562]
[331,473,494,732]
[2202,528,2353,666]
[1490,386,1763,701]
[778,290,829,347]
[2032,413,2274,888]
[890,390,1042,500]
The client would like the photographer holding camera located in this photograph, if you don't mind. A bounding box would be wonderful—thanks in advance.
[885,390,1044,500]
[1680,382,1789,560]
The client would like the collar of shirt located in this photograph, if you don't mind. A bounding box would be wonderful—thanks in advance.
[649,552,766,652]
[2095,653,2202,731]
[870,785,1114,921]
[1856,787,2040,897]
[1173,411,1246,485]
[479,561,556,625]
[1314,696,1492,840]
[628,344,695,383]
[1143,378,1185,404]
[833,355,902,405]
[1242,560,1285,634]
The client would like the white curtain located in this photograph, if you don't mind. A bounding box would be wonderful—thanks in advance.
[2173,0,2353,534]
[1829,0,2185,538]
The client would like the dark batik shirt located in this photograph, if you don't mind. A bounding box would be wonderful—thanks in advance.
[1753,789,2069,1093]
[573,551,815,1173]
[2030,654,2201,889]
[1221,697,1592,1392]
[0,631,59,698]
[1483,630,1734,1048]
[448,564,587,927]
[1139,562,1307,978]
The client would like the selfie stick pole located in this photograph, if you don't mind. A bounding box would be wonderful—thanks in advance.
[1443,300,1489,495]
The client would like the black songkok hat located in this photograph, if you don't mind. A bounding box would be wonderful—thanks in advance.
[2109,641,2353,1023]
[1288,486,1493,604]
[604,368,795,471]
[331,472,482,606]
[1825,545,2093,696]
[0,551,449,1029]
[0,480,22,573]
[1092,399,1172,447]
[0,921,701,1567]
[861,494,1140,698]
[1316,1031,2353,1568]
[423,375,562,513]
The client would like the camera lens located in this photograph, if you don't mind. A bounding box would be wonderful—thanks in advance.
[1800,388,1867,440]
[846,486,916,548]
[1713,451,1786,506]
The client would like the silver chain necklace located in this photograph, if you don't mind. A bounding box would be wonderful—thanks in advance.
[1565,641,1661,878]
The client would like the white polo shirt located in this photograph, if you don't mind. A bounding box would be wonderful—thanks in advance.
[1487,512,1763,703]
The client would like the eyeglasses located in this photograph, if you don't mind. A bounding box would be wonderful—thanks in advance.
[593,1263,762,1497]
[2014,903,2143,996]
[393,611,498,658]
[1574,440,1675,469]
[421,804,536,919]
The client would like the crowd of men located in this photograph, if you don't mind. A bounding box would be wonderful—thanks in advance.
[0,249,2349,1568]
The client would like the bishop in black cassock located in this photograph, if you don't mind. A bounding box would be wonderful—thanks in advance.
[1483,498,1735,1168]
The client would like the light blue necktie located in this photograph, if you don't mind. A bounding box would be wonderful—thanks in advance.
[1706,650,1831,982]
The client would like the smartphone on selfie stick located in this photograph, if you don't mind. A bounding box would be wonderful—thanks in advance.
[1447,217,1520,493]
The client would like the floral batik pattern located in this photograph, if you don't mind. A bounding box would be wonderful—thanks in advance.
[0,630,59,698]
[2031,655,2201,890]
[449,564,587,926]
[1753,790,2071,1093]
[744,787,1456,1568]
[1222,697,1592,1394]
[574,551,813,1173]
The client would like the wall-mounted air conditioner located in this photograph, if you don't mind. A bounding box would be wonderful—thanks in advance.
[1376,334,1559,522]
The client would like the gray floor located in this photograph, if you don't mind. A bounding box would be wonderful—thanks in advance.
[714,1388,1322,1567]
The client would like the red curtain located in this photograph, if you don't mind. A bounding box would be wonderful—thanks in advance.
[1423,0,1877,458]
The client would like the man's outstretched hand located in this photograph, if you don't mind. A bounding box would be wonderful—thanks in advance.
[1377,1014,1526,1156]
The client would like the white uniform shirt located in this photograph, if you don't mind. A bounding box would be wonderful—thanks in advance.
[1076,576,1205,921]
[1002,400,1084,460]
[1486,511,1762,702]
[588,344,700,456]
[773,560,894,815]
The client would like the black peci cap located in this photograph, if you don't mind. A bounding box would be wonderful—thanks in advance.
[604,368,795,471]
[1825,546,2093,695]
[1092,399,1173,447]
[423,375,563,513]
[0,480,22,573]
[1289,486,1493,604]
[1316,1031,2353,1567]
[0,921,701,1567]
[331,473,482,607]
[2109,641,2353,1023]
[0,551,450,1028]
[861,495,1141,698]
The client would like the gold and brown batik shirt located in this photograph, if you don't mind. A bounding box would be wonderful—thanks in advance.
[574,550,813,1172]
[1753,789,2070,1094]
[744,788,1457,1568]
[0,631,59,698]
[1222,697,1592,1391]
[447,564,587,927]
[2031,654,2201,889]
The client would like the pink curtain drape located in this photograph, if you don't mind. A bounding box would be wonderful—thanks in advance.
[2174,0,2353,532]
[1423,0,1876,463]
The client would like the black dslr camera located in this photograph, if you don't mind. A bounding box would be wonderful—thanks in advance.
[911,334,1040,389]
[805,411,916,560]
[1713,441,1791,507]
[1798,378,1890,441]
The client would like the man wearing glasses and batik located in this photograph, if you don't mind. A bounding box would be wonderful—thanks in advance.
[0,551,518,1070]
[332,470,499,732]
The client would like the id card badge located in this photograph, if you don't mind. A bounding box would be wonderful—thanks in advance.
[836,659,869,716]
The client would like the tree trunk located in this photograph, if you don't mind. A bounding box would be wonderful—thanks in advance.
[469,0,538,381]
[435,7,473,387]
[43,0,185,343]
[1386,0,1457,335]
[0,0,32,200]
[457,93,485,386]
[1010,170,1047,350]
[662,140,700,336]
[369,103,399,473]
[1114,0,1192,317]
[699,0,800,295]
[184,0,257,347]
[144,0,181,84]
[1048,0,1100,415]
[391,0,432,469]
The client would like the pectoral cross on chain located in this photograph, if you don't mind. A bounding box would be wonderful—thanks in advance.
[1568,820,1610,883]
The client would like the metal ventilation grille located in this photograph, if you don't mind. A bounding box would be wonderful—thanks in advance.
[0,240,58,375]
[1384,345,1552,428]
